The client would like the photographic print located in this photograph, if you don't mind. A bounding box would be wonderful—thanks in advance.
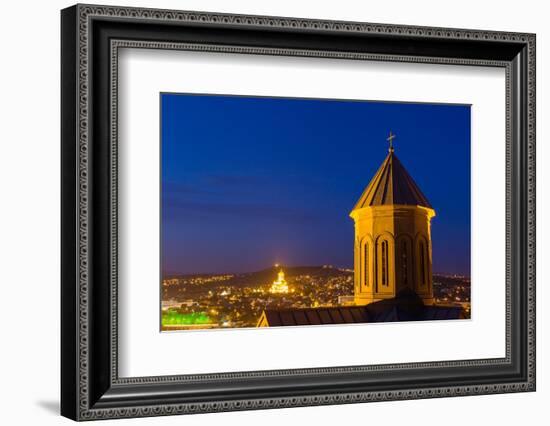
[160,94,471,331]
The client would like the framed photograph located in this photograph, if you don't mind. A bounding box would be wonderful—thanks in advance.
[159,93,472,331]
[61,4,536,421]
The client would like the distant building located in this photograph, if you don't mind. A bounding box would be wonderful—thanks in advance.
[257,132,464,327]
[161,299,183,311]
[337,295,356,306]
[270,269,289,294]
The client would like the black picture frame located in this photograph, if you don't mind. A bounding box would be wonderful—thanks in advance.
[61,4,536,421]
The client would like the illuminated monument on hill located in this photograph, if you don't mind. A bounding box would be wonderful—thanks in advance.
[270,269,289,294]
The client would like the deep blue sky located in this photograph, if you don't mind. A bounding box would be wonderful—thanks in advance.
[161,94,471,276]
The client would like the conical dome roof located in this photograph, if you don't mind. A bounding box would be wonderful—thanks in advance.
[351,150,432,211]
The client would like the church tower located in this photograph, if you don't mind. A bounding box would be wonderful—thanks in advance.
[350,132,436,306]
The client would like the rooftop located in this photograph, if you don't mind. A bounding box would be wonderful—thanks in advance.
[257,290,464,327]
[351,149,433,211]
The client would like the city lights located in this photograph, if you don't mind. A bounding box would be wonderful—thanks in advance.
[161,264,471,331]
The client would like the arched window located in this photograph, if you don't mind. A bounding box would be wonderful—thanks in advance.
[401,240,408,286]
[363,243,369,287]
[381,240,388,286]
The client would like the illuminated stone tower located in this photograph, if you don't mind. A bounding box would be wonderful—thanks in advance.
[350,132,436,306]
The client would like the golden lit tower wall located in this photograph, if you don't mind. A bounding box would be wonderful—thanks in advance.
[350,140,436,306]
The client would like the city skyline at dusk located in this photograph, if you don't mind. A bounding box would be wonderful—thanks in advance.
[161,93,471,277]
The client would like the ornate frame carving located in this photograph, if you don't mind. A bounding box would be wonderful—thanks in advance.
[61,4,535,421]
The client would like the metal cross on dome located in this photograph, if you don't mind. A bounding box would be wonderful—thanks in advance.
[387,131,396,152]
